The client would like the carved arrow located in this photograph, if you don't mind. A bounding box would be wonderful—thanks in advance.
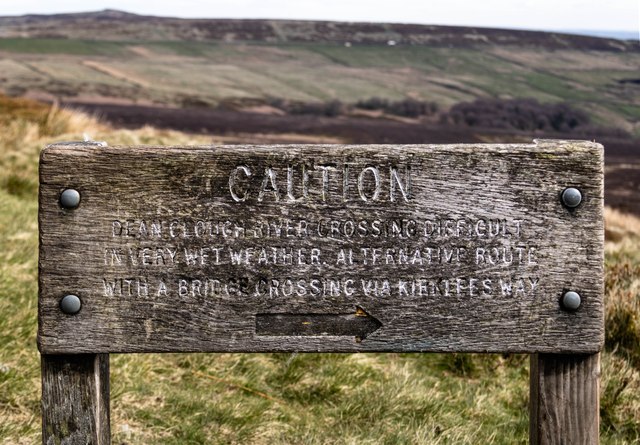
[255,306,382,342]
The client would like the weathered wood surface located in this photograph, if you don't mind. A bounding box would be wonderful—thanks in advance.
[530,353,600,444]
[38,140,604,353]
[41,354,110,445]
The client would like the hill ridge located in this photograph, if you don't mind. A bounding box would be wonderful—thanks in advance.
[0,9,637,52]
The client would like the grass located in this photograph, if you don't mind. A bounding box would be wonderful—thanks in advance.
[0,38,127,56]
[616,104,640,121]
[107,352,530,444]
[1,39,638,129]
[1,96,639,443]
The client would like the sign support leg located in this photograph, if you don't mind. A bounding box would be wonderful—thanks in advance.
[530,353,600,444]
[41,353,110,444]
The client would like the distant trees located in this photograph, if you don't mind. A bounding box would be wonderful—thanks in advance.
[265,96,439,118]
[266,97,345,117]
[264,96,595,133]
[257,96,626,138]
[355,97,439,117]
[290,100,344,117]
[440,98,591,133]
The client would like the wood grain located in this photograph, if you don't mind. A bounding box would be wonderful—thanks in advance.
[530,353,600,444]
[41,354,110,445]
[38,140,604,354]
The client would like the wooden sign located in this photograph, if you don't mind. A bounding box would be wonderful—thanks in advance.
[38,140,604,354]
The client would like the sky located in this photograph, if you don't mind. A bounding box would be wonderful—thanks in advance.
[1,0,638,34]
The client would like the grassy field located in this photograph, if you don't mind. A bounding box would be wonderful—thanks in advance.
[1,38,639,135]
[0,38,127,56]
[1,96,640,444]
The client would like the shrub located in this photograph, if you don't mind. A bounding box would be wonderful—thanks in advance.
[356,97,439,117]
[442,98,591,133]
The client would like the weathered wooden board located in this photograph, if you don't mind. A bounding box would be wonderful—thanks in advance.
[38,140,604,354]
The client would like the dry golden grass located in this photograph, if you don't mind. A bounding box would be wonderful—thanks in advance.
[600,207,640,437]
[604,207,640,377]
[605,206,640,243]
[0,96,213,207]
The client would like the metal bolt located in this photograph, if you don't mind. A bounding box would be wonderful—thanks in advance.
[60,189,81,209]
[60,295,82,315]
[561,187,582,208]
[561,291,581,311]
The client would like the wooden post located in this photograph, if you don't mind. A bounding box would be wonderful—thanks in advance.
[530,353,600,444]
[41,354,110,445]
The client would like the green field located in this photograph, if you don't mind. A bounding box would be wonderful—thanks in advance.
[0,38,638,134]
[1,96,640,444]
[0,38,127,56]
